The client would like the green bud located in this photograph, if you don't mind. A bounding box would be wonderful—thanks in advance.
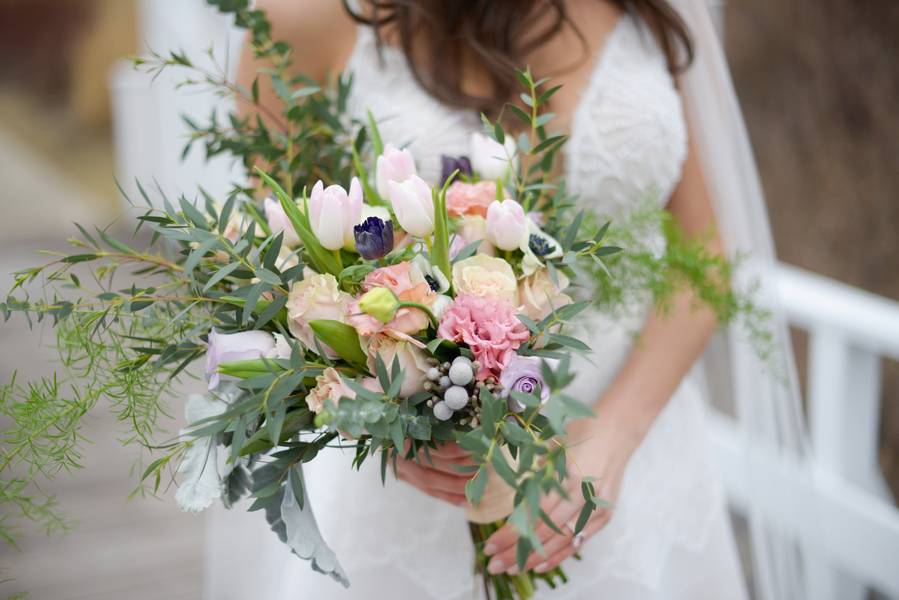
[358,287,400,323]
[314,412,333,428]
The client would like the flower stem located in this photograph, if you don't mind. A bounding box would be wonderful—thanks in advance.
[397,301,439,329]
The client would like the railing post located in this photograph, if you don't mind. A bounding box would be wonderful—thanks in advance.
[111,0,244,208]
[804,328,886,600]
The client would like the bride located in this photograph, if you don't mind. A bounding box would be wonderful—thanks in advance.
[204,0,804,598]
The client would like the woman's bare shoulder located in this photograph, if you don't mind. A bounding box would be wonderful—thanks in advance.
[253,0,356,80]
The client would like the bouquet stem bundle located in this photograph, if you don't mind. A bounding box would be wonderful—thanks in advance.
[470,521,568,599]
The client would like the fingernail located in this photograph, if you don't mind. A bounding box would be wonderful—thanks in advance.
[487,558,504,574]
[535,562,550,573]
[506,566,519,576]
[483,544,497,556]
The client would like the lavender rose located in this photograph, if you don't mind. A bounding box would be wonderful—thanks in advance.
[499,356,549,412]
[205,329,290,390]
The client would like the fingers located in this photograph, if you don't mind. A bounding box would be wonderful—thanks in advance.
[420,487,468,507]
[487,491,583,575]
[484,492,568,574]
[411,441,475,476]
[394,460,468,506]
[532,510,612,573]
[422,455,475,476]
[427,441,472,461]
[395,458,469,496]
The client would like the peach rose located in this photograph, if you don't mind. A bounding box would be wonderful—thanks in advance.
[349,261,435,336]
[453,215,495,257]
[451,255,517,304]
[445,181,497,218]
[286,270,354,355]
[518,269,572,320]
[306,367,355,413]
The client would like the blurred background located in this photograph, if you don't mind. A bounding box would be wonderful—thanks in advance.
[0,0,897,598]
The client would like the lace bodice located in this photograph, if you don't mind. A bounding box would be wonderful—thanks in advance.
[345,15,688,219]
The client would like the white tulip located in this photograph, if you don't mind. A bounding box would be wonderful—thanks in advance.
[470,132,518,181]
[388,175,435,238]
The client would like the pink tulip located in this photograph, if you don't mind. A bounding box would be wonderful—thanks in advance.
[486,199,527,251]
[308,178,363,250]
[263,197,300,247]
[388,175,434,238]
[376,144,417,199]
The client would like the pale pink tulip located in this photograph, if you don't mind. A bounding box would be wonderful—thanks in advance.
[375,144,417,199]
[388,175,434,238]
[263,197,300,247]
[486,199,528,251]
[308,178,363,250]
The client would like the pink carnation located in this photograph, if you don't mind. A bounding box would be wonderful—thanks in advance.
[437,294,530,379]
[445,181,497,218]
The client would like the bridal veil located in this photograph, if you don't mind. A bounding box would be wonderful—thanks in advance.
[672,1,811,598]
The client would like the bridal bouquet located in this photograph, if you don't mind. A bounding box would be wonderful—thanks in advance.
[199,114,617,595]
[1,2,765,599]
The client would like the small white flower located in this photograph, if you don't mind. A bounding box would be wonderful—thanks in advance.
[520,218,563,276]
[412,254,450,294]
[175,393,229,513]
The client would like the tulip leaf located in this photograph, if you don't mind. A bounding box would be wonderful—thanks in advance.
[351,144,381,205]
[430,186,452,288]
[366,110,384,157]
[308,320,367,368]
[254,167,342,276]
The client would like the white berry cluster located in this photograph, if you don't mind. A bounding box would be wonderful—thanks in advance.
[424,355,480,422]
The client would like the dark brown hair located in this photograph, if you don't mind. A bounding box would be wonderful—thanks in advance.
[344,0,693,115]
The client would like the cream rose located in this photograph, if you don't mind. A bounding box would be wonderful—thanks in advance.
[365,336,430,398]
[306,367,355,413]
[286,270,353,355]
[451,255,517,303]
[518,269,573,320]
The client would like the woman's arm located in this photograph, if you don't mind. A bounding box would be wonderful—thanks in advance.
[480,137,722,575]
[584,135,721,455]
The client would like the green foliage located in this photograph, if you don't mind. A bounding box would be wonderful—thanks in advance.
[308,320,367,369]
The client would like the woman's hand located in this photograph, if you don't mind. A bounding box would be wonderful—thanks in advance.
[482,415,636,576]
[393,441,475,507]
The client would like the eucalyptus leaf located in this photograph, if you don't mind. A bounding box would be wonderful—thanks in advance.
[261,468,349,587]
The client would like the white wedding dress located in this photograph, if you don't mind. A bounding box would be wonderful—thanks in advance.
[204,9,751,600]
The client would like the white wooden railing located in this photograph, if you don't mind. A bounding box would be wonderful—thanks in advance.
[708,264,899,599]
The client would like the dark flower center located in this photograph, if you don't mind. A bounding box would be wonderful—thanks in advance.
[528,234,553,257]
[425,274,440,291]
